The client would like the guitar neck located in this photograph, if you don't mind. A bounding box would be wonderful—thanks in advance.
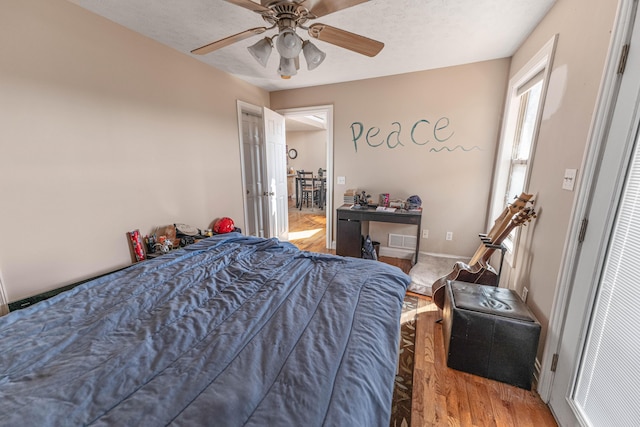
[478,207,536,264]
[478,221,518,264]
[468,193,533,266]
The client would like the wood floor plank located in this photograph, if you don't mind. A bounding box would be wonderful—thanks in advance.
[286,206,557,427]
[453,370,474,427]
[444,373,462,425]
[411,367,427,425]
[486,381,519,427]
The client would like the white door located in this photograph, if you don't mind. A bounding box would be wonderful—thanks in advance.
[238,103,288,240]
[548,4,640,425]
[240,109,268,237]
[263,107,288,240]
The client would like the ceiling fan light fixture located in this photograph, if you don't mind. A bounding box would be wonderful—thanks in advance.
[302,40,326,70]
[247,37,273,67]
[278,56,298,77]
[191,1,386,81]
[275,28,302,59]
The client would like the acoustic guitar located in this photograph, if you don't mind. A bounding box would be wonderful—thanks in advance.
[431,197,536,310]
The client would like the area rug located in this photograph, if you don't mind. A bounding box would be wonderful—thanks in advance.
[407,254,465,297]
[390,295,418,427]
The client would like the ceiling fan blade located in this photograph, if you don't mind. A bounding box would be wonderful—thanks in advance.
[308,23,383,57]
[303,0,369,18]
[224,0,271,13]
[191,27,267,55]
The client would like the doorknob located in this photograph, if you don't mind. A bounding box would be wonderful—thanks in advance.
[263,192,275,196]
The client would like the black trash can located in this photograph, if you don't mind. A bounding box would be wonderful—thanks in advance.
[372,242,380,259]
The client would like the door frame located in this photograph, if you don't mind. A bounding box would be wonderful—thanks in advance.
[538,0,637,404]
[0,273,8,315]
[277,105,334,249]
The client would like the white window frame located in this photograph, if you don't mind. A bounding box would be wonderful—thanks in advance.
[489,34,558,266]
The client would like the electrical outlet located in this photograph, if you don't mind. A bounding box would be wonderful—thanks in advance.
[446,231,453,241]
[522,287,529,302]
[422,229,429,238]
[337,176,346,185]
[562,169,577,191]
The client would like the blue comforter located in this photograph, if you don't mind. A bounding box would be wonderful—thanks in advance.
[0,234,409,426]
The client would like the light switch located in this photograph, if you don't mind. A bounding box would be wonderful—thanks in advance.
[337,176,346,185]
[562,169,577,191]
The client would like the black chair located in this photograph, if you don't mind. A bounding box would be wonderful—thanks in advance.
[313,175,327,210]
[315,175,326,209]
[297,170,318,210]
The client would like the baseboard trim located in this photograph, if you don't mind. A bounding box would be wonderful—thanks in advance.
[8,266,128,312]
[379,248,467,261]
[420,251,468,259]
[379,247,414,259]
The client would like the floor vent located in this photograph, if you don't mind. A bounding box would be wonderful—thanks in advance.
[388,234,417,250]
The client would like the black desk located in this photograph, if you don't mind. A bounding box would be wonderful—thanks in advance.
[336,204,422,263]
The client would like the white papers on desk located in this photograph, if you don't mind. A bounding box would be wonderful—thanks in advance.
[376,206,397,212]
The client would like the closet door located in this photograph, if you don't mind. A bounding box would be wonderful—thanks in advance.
[263,107,288,241]
[548,4,640,424]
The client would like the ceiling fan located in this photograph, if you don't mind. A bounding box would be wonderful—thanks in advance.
[191,0,384,79]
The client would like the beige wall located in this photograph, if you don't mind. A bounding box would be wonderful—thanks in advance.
[271,59,511,257]
[0,0,269,302]
[499,0,618,359]
[0,0,620,370]
[286,130,327,175]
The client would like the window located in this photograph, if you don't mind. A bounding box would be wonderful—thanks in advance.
[490,35,557,262]
[503,76,544,250]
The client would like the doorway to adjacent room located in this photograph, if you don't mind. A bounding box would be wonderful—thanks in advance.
[279,105,334,250]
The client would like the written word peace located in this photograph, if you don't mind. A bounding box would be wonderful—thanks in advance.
[350,118,454,152]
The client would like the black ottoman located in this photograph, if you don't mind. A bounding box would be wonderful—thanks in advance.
[442,280,541,389]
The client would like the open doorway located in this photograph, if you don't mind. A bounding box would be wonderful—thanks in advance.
[278,105,334,250]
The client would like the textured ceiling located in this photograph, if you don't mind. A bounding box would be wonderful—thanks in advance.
[67,0,556,92]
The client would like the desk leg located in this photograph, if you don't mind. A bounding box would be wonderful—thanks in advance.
[414,220,421,265]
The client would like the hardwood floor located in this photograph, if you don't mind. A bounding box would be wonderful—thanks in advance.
[411,296,557,426]
[287,200,329,253]
[288,205,557,426]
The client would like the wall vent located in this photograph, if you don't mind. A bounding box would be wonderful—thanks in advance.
[388,234,417,250]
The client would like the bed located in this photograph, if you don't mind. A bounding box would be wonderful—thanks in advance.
[0,233,410,426]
